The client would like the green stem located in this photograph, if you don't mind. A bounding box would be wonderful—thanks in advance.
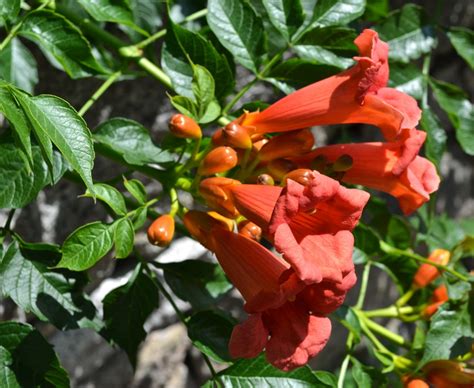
[380,241,468,282]
[136,57,172,88]
[135,9,208,50]
[222,78,258,114]
[78,71,122,116]
[396,287,416,307]
[364,305,416,318]
[4,209,16,230]
[337,353,351,388]
[362,316,410,348]
[355,261,371,309]
[421,55,432,109]
[169,188,179,216]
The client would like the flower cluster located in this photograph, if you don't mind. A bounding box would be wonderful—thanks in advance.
[166,29,441,370]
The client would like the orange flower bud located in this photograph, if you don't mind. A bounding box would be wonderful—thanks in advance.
[256,174,275,185]
[211,128,226,146]
[198,146,238,176]
[283,169,313,186]
[404,378,429,388]
[238,220,262,241]
[183,210,233,250]
[147,215,175,247]
[423,285,449,318]
[169,114,201,139]
[424,360,474,387]
[266,158,297,180]
[222,122,252,149]
[258,129,314,162]
[199,177,241,218]
[412,249,451,289]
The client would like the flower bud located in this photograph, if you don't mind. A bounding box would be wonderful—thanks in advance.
[283,169,313,186]
[199,177,241,218]
[222,122,252,149]
[412,249,451,289]
[198,146,238,176]
[169,114,201,139]
[267,159,297,180]
[211,128,226,146]
[258,129,314,162]
[403,377,429,388]
[256,174,274,185]
[238,220,262,241]
[423,285,448,318]
[183,210,233,250]
[147,214,175,247]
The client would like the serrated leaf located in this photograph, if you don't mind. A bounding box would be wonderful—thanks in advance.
[447,27,474,70]
[420,300,473,366]
[77,0,146,35]
[123,178,147,204]
[207,0,264,72]
[161,20,234,99]
[0,322,69,388]
[0,346,20,388]
[187,310,234,363]
[102,263,159,366]
[294,26,356,68]
[94,118,174,166]
[0,242,100,331]
[153,259,232,310]
[0,0,20,20]
[262,0,305,42]
[0,38,38,93]
[420,107,447,167]
[19,10,106,78]
[205,354,324,387]
[13,92,95,193]
[85,183,127,215]
[430,79,474,156]
[58,221,114,271]
[113,217,134,259]
[375,4,437,63]
[389,63,424,100]
[0,141,65,208]
[309,0,366,29]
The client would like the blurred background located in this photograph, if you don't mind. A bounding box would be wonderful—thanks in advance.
[0,0,473,386]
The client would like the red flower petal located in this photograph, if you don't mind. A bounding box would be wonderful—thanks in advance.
[229,313,268,359]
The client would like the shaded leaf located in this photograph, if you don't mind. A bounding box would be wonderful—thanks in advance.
[262,0,305,42]
[447,27,474,70]
[123,178,147,204]
[0,0,20,20]
[351,358,387,388]
[84,183,127,216]
[389,63,423,100]
[113,217,134,259]
[420,107,447,167]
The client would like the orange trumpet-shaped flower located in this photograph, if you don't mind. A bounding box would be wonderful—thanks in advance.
[423,360,474,388]
[258,129,314,162]
[292,129,440,215]
[235,29,421,141]
[198,146,238,176]
[412,249,451,289]
[423,284,449,318]
[183,210,233,250]
[169,114,201,139]
[199,177,241,218]
[147,215,175,247]
[231,171,370,283]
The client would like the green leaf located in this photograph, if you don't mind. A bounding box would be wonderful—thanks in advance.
[0,346,20,388]
[294,26,356,68]
[187,310,234,363]
[375,4,437,63]
[123,178,147,204]
[386,216,411,250]
[94,118,174,166]
[13,91,95,194]
[0,242,100,330]
[0,141,65,208]
[0,322,69,388]
[334,306,361,343]
[153,259,232,310]
[309,0,366,29]
[199,99,222,124]
[353,224,380,256]
[430,79,474,156]
[362,0,388,21]
[113,217,134,259]
[313,371,337,387]
[206,354,325,387]
[58,221,114,271]
[77,0,146,35]
[129,0,162,34]
[192,64,217,119]
[389,63,424,100]
[102,263,159,366]
[0,38,38,93]
[169,95,198,120]
[0,0,20,20]
[420,107,447,167]
[19,10,106,78]
[351,358,387,388]
[447,27,474,70]
[132,206,148,230]
[262,0,305,42]
[161,20,234,99]
[84,183,127,216]
[423,214,465,251]
[207,0,264,72]
[375,252,418,294]
[420,299,473,366]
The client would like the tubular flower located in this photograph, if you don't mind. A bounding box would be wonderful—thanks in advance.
[412,249,451,289]
[258,129,314,162]
[199,177,241,218]
[405,360,474,388]
[423,285,449,318]
[183,210,233,250]
[234,29,421,141]
[231,171,370,283]
[209,228,354,371]
[292,129,440,215]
